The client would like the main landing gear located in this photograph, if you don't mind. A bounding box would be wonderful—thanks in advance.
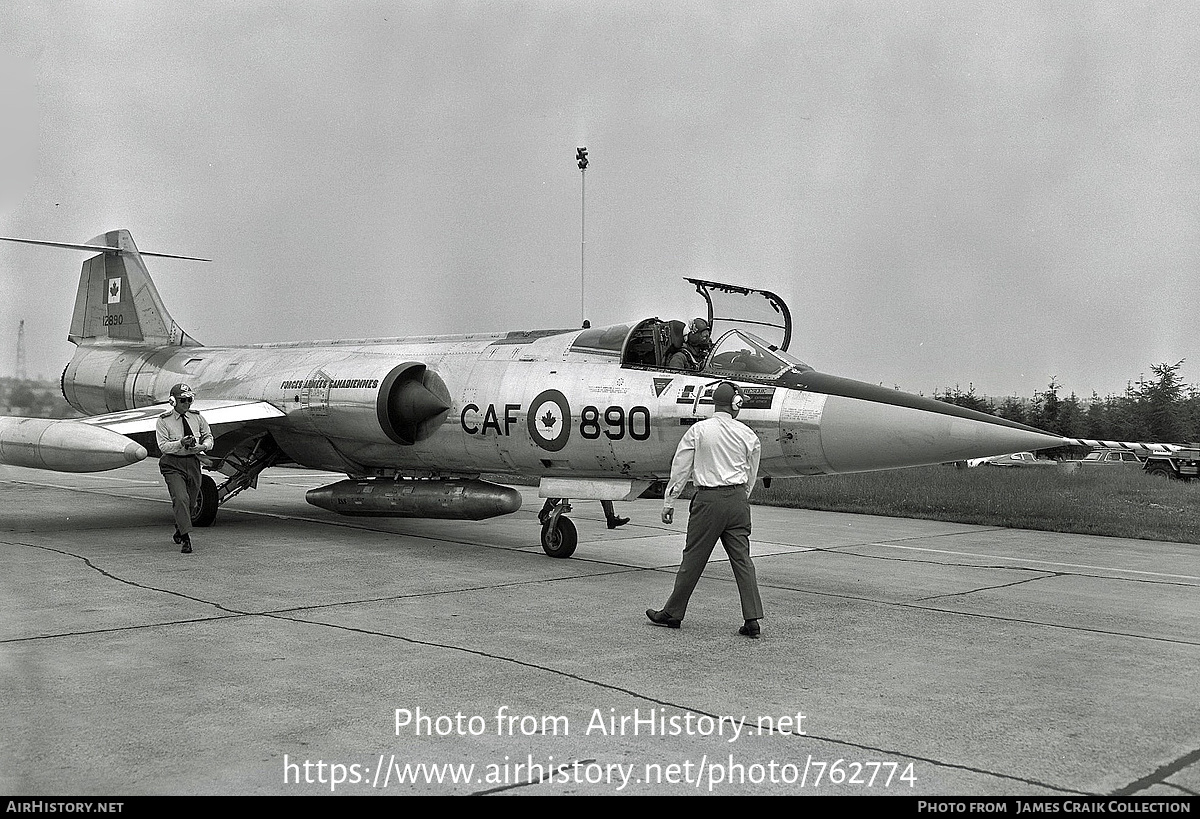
[537,498,578,559]
[192,475,219,527]
[190,436,283,528]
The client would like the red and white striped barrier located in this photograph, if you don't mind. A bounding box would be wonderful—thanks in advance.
[1060,439,1186,453]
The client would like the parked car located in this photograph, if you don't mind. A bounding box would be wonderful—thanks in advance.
[1142,447,1200,481]
[1077,449,1144,467]
[981,451,1058,468]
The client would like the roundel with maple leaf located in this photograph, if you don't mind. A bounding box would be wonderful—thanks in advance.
[527,389,571,452]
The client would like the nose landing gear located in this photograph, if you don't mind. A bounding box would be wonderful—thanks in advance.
[537,498,578,558]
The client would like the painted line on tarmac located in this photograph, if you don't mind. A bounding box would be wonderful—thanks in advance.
[873,542,1200,582]
[15,475,161,486]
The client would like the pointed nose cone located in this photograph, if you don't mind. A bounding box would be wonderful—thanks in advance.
[779,373,1065,474]
[819,394,1063,472]
[394,379,452,424]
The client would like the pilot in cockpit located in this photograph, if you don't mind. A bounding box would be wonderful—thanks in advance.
[666,317,712,371]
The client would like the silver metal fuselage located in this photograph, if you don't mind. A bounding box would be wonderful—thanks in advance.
[59,326,1063,483]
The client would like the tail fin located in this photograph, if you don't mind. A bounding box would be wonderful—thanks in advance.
[67,230,201,347]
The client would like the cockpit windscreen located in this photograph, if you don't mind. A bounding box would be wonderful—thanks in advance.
[706,330,810,377]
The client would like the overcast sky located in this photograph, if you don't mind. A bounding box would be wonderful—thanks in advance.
[1,1,1196,400]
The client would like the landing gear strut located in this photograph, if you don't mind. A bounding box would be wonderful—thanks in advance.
[538,498,578,558]
[191,435,283,527]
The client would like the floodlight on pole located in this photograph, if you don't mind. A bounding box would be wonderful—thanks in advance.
[577,147,588,326]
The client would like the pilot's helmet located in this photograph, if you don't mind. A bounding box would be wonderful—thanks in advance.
[687,317,712,347]
[169,383,195,405]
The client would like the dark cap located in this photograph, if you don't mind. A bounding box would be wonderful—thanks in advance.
[170,383,195,401]
[713,382,741,408]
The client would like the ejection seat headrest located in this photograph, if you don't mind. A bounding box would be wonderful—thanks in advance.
[666,320,686,352]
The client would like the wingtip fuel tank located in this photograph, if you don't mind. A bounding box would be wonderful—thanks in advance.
[0,417,147,472]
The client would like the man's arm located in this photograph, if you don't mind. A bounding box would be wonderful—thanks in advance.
[662,426,698,520]
[745,436,762,500]
[194,414,214,452]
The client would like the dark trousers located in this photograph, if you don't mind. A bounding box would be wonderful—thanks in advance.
[541,498,621,523]
[664,486,763,621]
[160,454,200,535]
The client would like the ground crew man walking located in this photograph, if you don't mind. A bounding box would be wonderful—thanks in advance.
[155,383,213,554]
[647,381,764,637]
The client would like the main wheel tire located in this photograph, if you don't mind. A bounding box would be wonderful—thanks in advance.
[1146,464,1175,481]
[192,475,219,527]
[541,516,578,558]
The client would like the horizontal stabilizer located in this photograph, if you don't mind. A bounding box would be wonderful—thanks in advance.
[0,235,211,261]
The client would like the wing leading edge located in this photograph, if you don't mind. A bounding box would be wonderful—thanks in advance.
[0,400,285,474]
[77,399,286,435]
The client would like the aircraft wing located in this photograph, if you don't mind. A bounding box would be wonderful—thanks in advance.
[0,400,286,474]
[76,399,286,436]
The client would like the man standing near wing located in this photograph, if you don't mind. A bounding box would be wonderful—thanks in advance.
[155,383,213,554]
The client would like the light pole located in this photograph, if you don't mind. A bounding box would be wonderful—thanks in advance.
[576,146,588,327]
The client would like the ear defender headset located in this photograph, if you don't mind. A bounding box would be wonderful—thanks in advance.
[168,384,195,407]
[713,381,744,412]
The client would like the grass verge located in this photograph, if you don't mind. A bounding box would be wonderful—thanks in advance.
[754,465,1200,545]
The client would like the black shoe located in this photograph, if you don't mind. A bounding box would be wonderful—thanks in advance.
[738,620,761,639]
[646,609,681,629]
[606,516,630,530]
[173,528,182,545]
[180,535,192,554]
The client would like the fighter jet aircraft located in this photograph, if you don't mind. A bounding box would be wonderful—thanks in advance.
[0,230,1065,557]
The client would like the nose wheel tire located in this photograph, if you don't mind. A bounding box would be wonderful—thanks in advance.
[541,516,577,558]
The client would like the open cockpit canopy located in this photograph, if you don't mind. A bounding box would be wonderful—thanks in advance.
[569,278,809,378]
[686,277,790,353]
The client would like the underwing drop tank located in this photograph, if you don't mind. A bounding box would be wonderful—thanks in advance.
[0,417,147,472]
[305,478,523,520]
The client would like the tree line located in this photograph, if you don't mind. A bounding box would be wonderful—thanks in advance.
[0,377,79,419]
[934,360,1200,445]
